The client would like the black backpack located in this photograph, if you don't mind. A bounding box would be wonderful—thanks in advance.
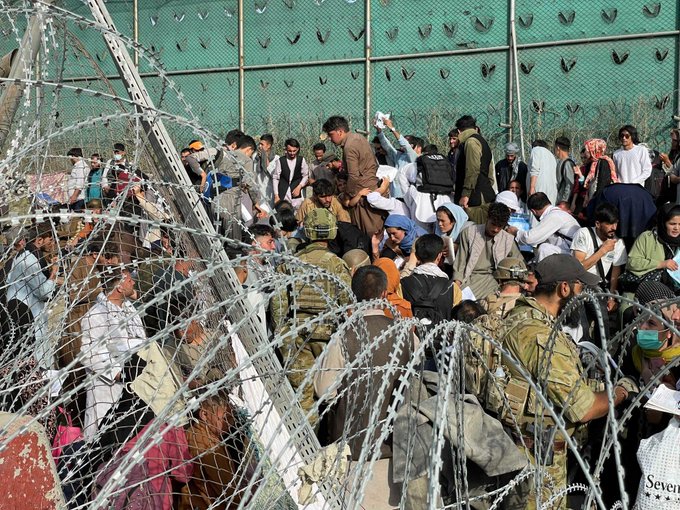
[416,154,455,195]
[409,277,449,330]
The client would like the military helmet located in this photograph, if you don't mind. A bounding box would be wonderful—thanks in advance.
[304,207,337,241]
[493,257,529,282]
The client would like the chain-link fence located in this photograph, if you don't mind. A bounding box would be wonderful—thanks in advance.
[1,2,680,509]
[2,0,676,162]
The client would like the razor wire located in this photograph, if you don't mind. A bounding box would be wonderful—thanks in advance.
[0,1,679,509]
[0,206,674,510]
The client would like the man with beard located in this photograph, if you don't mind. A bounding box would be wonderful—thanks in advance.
[272,138,309,209]
[296,178,351,224]
[495,142,527,196]
[571,202,627,306]
[453,202,522,300]
[499,254,637,510]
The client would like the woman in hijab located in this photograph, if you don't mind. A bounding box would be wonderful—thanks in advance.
[434,203,470,240]
[382,214,427,258]
[627,203,680,281]
[374,258,413,318]
[434,203,470,276]
[580,138,619,203]
[615,281,680,501]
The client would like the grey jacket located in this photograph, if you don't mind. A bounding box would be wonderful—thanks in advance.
[392,372,527,506]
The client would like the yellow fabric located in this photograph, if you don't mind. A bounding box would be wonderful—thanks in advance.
[452,281,462,306]
[130,342,187,426]
[296,196,351,224]
[631,343,680,373]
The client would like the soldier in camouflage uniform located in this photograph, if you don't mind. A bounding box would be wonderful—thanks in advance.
[496,254,637,509]
[270,208,352,426]
[466,257,529,399]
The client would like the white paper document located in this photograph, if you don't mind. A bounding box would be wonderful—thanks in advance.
[461,286,476,301]
[644,384,680,416]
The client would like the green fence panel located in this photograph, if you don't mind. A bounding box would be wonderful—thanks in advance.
[513,0,677,44]
[515,36,677,151]
[137,0,239,74]
[1,1,679,159]
[243,65,364,149]
[242,0,365,66]
[371,0,509,57]
[371,51,509,152]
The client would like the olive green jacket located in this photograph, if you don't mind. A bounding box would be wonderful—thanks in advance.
[627,229,665,276]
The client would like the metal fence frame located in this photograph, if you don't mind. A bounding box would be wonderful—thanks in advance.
[59,0,680,157]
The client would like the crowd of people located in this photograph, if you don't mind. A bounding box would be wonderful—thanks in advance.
[1,114,680,508]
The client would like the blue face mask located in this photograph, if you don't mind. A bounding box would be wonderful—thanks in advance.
[636,329,667,351]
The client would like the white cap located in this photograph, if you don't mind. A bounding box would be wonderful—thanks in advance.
[495,190,520,212]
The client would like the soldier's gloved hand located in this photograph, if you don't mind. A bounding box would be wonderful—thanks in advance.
[615,376,639,404]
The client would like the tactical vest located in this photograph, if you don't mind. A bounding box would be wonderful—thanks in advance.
[288,246,348,340]
[416,153,455,195]
[488,305,599,437]
[467,307,561,431]
[466,312,528,431]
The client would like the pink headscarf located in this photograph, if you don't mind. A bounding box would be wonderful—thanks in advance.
[583,139,618,191]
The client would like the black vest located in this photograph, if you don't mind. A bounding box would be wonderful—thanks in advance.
[278,156,304,199]
[454,133,495,206]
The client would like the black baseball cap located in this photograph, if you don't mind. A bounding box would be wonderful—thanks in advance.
[534,254,601,287]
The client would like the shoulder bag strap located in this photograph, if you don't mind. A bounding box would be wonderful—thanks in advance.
[586,227,607,283]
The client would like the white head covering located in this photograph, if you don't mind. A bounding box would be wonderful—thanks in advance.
[495,190,520,212]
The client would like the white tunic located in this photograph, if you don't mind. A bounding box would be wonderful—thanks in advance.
[527,146,558,204]
[613,144,652,185]
[398,162,454,232]
[515,206,580,261]
[67,159,90,202]
[79,293,146,438]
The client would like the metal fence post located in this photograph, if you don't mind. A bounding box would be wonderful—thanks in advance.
[133,0,138,67]
[509,0,525,160]
[364,0,371,133]
[238,0,245,132]
[0,0,53,153]
[505,0,514,144]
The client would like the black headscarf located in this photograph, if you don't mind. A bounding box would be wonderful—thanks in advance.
[656,203,680,251]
